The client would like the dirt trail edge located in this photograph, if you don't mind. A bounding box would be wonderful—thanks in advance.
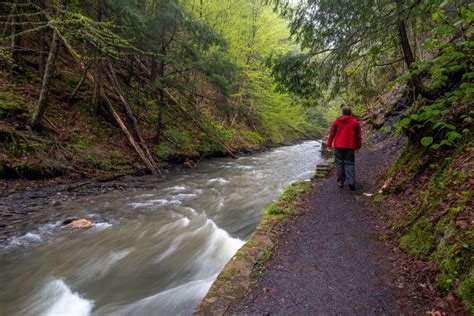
[196,135,422,315]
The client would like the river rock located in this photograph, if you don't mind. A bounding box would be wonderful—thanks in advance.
[183,159,198,169]
[70,218,93,228]
[63,218,93,229]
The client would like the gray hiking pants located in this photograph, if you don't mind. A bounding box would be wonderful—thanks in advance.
[335,148,356,186]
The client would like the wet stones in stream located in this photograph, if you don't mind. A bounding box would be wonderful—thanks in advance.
[0,179,150,246]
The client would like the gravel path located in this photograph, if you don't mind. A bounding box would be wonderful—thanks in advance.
[230,138,415,315]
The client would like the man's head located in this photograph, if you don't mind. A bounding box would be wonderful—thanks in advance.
[342,106,352,116]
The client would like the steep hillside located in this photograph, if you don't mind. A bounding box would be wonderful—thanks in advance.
[0,0,327,189]
[363,84,473,313]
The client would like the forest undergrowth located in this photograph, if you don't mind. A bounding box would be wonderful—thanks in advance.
[0,0,328,189]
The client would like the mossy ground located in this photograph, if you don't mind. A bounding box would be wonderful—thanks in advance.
[386,135,473,313]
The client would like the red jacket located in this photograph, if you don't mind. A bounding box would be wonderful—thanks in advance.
[327,115,362,150]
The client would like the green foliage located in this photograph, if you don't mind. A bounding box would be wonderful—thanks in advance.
[153,143,173,160]
[0,47,12,64]
[1,0,326,165]
[458,268,474,314]
[400,217,435,257]
[431,215,471,291]
[5,140,30,158]
[199,0,323,141]
[395,91,470,149]
[165,129,199,155]
[153,128,202,159]
[270,52,322,100]
[266,180,312,216]
[268,0,435,97]
[109,150,128,164]
[420,136,434,147]
[0,93,25,119]
[266,201,283,215]
[373,193,383,204]
[239,130,264,146]
[394,137,473,309]
[205,120,234,141]
[392,2,473,149]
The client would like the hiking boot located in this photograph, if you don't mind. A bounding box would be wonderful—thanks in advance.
[337,182,344,188]
[349,184,355,191]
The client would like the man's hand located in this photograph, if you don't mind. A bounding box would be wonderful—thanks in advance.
[326,147,333,153]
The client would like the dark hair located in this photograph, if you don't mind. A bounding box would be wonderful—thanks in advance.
[342,106,352,116]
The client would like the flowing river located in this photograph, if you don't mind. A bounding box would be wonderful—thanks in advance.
[0,141,325,316]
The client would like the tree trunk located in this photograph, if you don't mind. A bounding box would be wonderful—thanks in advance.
[150,58,158,82]
[30,30,60,128]
[70,61,92,101]
[155,54,166,141]
[11,0,22,64]
[92,46,101,112]
[92,0,104,113]
[246,1,258,65]
[103,96,160,175]
[397,18,437,99]
[106,63,160,175]
[39,0,47,78]
[125,55,133,86]
[154,36,166,141]
[31,0,68,128]
[155,88,164,143]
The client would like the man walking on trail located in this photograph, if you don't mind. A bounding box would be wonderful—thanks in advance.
[326,106,362,191]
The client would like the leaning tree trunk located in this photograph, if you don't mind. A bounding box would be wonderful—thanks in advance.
[30,29,60,128]
[39,0,47,78]
[31,0,68,128]
[11,0,22,64]
[103,95,160,176]
[155,54,165,142]
[397,9,438,99]
[92,0,104,113]
[106,63,160,175]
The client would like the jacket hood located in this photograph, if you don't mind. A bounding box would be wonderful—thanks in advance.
[336,115,354,123]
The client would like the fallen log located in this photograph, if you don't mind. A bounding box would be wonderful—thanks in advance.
[103,96,159,176]
[58,35,160,175]
[105,63,160,174]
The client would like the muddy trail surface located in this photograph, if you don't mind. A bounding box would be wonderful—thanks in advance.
[230,137,418,315]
